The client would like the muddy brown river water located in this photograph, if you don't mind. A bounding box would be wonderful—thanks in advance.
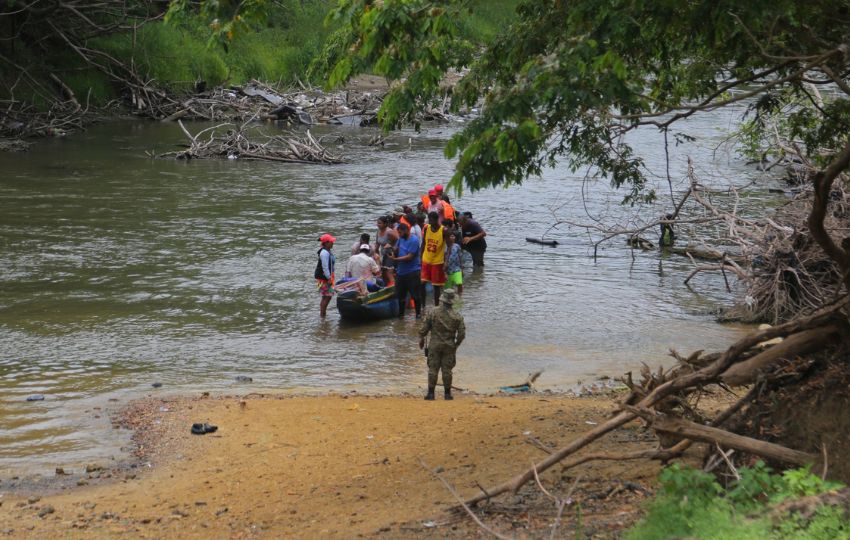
[0,109,783,475]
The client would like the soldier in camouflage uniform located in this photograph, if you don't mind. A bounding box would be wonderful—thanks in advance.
[418,289,465,400]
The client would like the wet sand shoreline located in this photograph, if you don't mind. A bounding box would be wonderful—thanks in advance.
[0,389,679,538]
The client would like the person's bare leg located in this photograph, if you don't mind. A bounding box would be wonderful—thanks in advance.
[433,285,441,306]
[320,296,331,317]
[457,284,463,296]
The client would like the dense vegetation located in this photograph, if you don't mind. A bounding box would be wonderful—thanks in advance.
[0,0,518,107]
[626,463,848,540]
[1,0,336,105]
[318,0,850,200]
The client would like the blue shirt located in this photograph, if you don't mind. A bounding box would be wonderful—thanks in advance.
[395,235,421,276]
[445,243,462,274]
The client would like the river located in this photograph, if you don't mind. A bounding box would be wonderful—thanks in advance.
[0,108,782,475]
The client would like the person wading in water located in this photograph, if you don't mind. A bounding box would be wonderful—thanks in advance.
[458,212,487,267]
[418,289,465,400]
[374,215,399,286]
[315,233,336,318]
[659,213,676,247]
[420,211,447,305]
[390,223,422,318]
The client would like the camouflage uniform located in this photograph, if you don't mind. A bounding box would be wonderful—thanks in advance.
[418,292,466,393]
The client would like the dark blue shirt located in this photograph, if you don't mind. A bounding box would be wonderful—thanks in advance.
[395,235,421,276]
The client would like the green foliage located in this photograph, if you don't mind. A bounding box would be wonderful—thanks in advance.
[226,30,303,83]
[20,3,340,106]
[322,0,477,132]
[157,1,337,85]
[657,463,723,501]
[788,98,850,167]
[165,0,270,46]
[455,0,520,43]
[1,0,338,107]
[60,71,115,106]
[313,0,850,200]
[91,22,228,92]
[778,465,844,500]
[626,463,849,540]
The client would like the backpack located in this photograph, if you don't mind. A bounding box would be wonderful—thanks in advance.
[314,248,326,279]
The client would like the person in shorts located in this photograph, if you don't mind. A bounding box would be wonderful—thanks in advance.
[314,233,336,317]
[420,211,447,305]
[444,232,463,297]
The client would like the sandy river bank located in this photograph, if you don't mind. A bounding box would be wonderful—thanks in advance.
[0,391,718,538]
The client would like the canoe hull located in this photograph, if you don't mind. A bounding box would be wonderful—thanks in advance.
[336,286,399,322]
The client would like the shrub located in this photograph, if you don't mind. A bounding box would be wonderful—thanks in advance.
[626,463,848,540]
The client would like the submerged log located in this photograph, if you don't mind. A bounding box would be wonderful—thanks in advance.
[665,245,746,263]
[526,237,559,246]
[161,109,189,123]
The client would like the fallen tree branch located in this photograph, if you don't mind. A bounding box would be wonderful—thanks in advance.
[626,406,817,466]
[464,296,849,507]
[418,457,513,540]
[720,324,841,386]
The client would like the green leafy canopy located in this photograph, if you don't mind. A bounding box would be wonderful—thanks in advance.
[317,0,850,202]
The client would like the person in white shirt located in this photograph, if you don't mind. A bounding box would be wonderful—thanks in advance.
[350,233,372,256]
[346,244,381,292]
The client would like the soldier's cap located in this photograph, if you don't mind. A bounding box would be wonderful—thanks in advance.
[442,289,457,305]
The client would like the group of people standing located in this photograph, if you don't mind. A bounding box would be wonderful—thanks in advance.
[314,184,479,400]
[314,184,487,318]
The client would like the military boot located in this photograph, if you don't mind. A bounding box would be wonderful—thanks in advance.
[444,389,453,400]
[425,387,435,401]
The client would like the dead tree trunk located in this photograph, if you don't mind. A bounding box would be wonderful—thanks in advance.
[808,138,850,290]
[629,407,817,466]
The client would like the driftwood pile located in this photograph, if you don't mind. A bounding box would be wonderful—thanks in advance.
[154,79,455,126]
[459,295,849,511]
[158,120,343,165]
[555,155,849,325]
[1,87,100,145]
[739,184,850,324]
[2,78,457,152]
[681,161,850,324]
[155,80,390,127]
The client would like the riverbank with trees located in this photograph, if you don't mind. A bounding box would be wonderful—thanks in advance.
[0,0,517,144]
[3,0,850,537]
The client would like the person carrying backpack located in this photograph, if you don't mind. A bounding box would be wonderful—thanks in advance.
[315,233,336,317]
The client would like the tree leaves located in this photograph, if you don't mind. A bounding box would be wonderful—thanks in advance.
[311,0,850,196]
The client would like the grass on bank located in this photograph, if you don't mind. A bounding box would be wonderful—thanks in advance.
[625,462,849,540]
[1,0,520,108]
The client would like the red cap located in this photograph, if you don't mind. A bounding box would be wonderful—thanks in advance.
[434,184,444,192]
[428,189,437,196]
[319,233,336,243]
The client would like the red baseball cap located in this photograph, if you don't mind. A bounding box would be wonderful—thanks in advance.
[434,184,444,192]
[319,233,336,243]
[428,189,437,196]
